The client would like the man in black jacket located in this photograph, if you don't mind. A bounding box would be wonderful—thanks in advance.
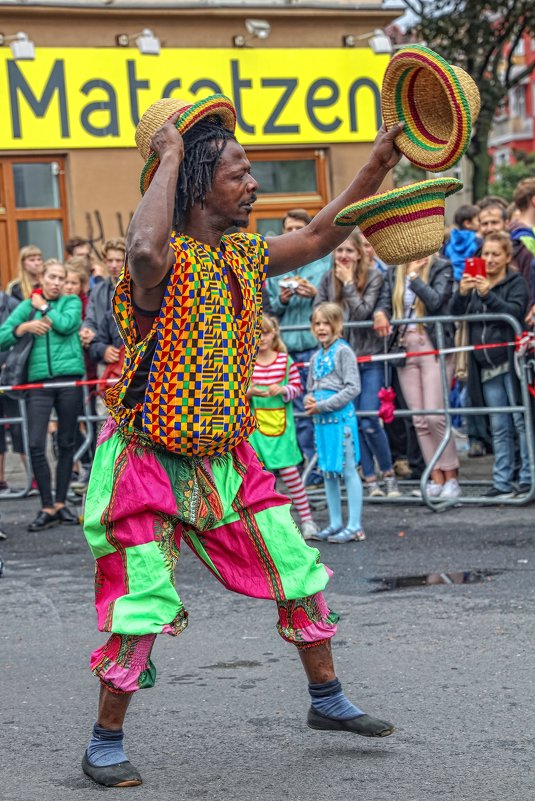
[82,238,125,366]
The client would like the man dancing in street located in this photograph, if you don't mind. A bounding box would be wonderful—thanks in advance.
[82,95,403,787]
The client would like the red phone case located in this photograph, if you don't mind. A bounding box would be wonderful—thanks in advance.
[464,257,486,278]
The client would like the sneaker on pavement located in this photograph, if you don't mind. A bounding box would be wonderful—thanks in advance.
[384,475,401,498]
[328,527,366,544]
[440,478,462,500]
[483,486,515,500]
[301,520,319,540]
[366,480,385,498]
[427,481,444,498]
[515,483,532,499]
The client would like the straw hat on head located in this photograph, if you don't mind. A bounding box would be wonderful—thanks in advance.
[381,45,480,172]
[334,177,463,264]
[136,94,237,195]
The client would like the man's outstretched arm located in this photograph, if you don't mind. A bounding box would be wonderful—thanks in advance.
[266,123,404,277]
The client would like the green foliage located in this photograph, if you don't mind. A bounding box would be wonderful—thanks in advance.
[490,150,535,202]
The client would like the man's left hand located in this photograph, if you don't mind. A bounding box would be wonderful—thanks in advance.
[369,123,404,172]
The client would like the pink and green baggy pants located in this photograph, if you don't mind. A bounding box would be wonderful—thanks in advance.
[83,419,338,694]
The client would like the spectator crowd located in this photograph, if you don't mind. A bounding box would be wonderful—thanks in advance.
[0,176,534,538]
[0,236,126,531]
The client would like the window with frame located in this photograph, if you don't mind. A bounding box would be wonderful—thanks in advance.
[246,148,328,237]
[0,156,68,289]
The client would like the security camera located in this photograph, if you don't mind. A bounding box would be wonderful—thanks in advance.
[245,19,271,40]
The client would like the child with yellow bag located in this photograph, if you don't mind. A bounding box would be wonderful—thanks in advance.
[247,315,319,540]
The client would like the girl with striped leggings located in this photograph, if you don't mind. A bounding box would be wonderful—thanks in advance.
[248,315,319,540]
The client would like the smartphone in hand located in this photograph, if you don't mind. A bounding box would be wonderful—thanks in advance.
[464,257,486,278]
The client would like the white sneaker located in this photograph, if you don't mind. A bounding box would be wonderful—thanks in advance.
[366,480,385,498]
[426,481,444,498]
[440,479,462,499]
[384,475,401,498]
[301,520,319,540]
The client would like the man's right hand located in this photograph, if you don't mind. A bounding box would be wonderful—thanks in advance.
[103,345,121,364]
[150,111,185,165]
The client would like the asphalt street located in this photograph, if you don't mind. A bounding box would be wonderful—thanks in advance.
[1,458,534,801]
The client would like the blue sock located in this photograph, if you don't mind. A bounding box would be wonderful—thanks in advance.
[309,678,364,720]
[86,723,128,767]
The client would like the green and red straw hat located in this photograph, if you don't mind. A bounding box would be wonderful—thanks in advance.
[381,45,480,172]
[136,95,237,196]
[334,177,463,264]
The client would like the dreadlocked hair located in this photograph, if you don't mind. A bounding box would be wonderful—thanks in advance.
[173,117,236,231]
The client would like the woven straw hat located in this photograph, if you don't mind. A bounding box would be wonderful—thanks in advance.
[334,177,463,264]
[136,94,236,195]
[381,45,480,172]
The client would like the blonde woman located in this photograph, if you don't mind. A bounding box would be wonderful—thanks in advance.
[7,244,43,302]
[315,230,399,497]
[373,255,460,499]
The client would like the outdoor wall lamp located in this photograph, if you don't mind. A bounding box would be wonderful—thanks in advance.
[0,31,35,60]
[342,29,393,55]
[116,28,160,55]
[233,18,271,48]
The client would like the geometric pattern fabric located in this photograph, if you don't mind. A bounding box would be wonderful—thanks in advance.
[105,232,268,457]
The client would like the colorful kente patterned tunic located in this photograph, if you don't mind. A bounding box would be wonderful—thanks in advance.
[105,232,267,457]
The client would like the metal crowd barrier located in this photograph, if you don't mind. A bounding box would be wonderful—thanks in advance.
[280,313,535,511]
[0,383,107,501]
[0,312,533,512]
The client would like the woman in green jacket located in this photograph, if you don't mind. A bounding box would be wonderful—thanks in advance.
[0,259,85,531]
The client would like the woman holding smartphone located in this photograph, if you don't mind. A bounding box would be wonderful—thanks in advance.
[450,231,531,499]
[373,254,459,500]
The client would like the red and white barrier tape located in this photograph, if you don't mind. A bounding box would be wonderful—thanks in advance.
[293,332,535,367]
[1,333,534,394]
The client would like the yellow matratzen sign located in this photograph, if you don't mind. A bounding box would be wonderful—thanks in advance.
[0,48,388,149]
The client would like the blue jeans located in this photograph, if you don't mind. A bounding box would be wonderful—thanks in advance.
[324,427,363,530]
[481,370,531,490]
[290,347,318,465]
[354,362,394,479]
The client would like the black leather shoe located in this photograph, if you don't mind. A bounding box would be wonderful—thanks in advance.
[56,506,79,525]
[307,707,395,737]
[27,510,59,532]
[82,753,142,787]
